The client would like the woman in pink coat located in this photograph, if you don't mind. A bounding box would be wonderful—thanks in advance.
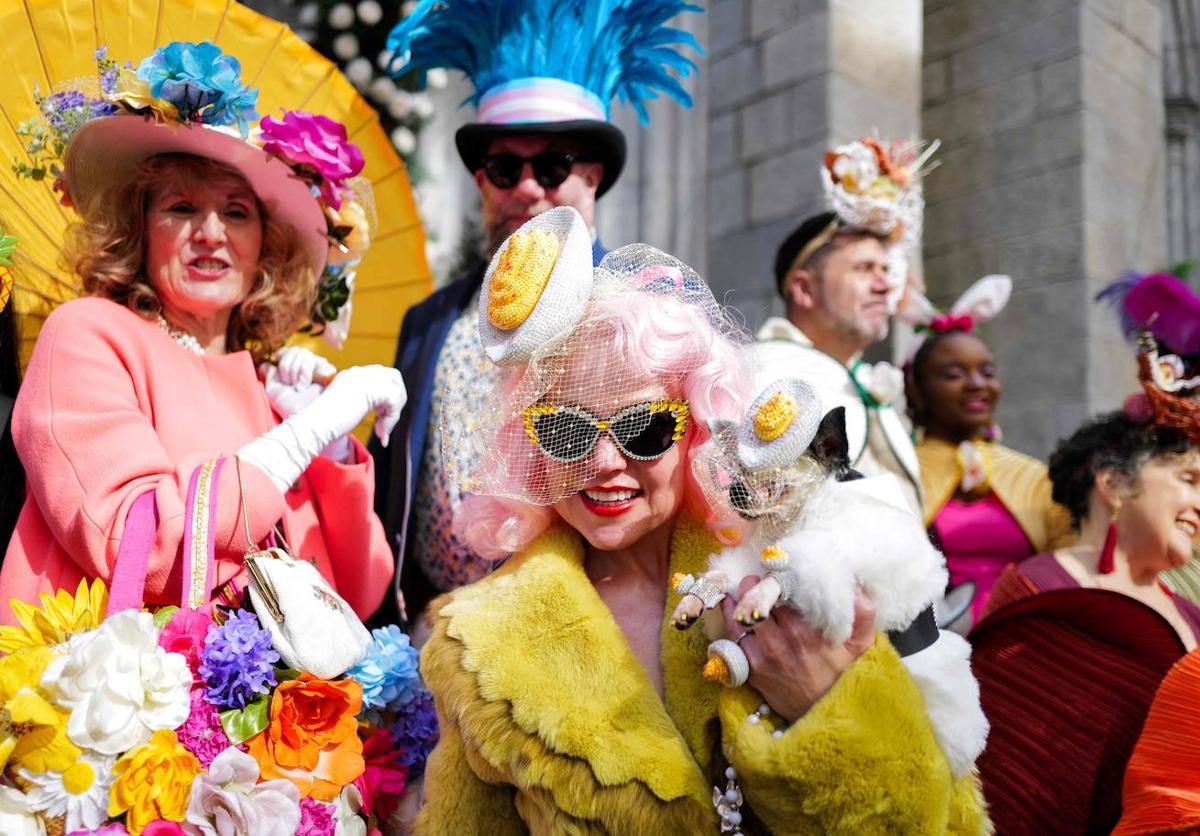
[2,42,404,622]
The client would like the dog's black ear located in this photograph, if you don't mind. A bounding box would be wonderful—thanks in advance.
[809,407,854,479]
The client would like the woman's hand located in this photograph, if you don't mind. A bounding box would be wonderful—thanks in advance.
[240,364,407,493]
[318,365,407,446]
[721,576,876,722]
[260,348,349,461]
[274,345,337,387]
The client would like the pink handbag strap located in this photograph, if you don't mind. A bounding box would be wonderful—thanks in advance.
[106,458,225,616]
[106,492,158,616]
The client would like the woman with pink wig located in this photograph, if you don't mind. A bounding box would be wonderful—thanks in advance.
[412,207,988,833]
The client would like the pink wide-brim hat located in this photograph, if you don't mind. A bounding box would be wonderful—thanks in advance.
[64,115,328,278]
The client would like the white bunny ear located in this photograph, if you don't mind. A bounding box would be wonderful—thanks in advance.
[950,274,1012,324]
[897,288,937,326]
[478,206,595,366]
[736,378,824,471]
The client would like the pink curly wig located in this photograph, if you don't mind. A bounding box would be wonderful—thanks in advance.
[454,283,751,559]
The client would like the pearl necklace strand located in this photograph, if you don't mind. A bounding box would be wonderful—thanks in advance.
[714,703,786,833]
[156,315,204,356]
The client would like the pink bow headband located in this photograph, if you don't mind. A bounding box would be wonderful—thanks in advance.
[900,274,1012,363]
[928,313,975,334]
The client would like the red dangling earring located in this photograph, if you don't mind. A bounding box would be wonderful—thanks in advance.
[1098,505,1119,575]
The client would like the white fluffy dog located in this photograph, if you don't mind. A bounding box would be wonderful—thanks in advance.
[673,379,988,777]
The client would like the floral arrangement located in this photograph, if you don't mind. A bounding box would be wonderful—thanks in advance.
[0,580,437,835]
[11,41,370,349]
[821,137,939,245]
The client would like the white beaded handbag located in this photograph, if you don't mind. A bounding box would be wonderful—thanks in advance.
[237,459,371,679]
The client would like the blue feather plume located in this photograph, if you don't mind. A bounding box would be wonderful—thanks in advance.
[1095,270,1144,342]
[386,0,702,123]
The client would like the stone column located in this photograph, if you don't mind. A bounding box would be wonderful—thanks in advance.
[704,0,922,328]
[922,0,1167,458]
[1163,0,1200,265]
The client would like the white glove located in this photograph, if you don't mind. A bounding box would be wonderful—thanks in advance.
[261,348,349,463]
[261,366,352,463]
[274,345,336,387]
[240,365,407,493]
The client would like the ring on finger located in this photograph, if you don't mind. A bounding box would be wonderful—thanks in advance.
[734,630,753,645]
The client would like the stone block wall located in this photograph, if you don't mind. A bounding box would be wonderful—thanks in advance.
[704,0,922,329]
[922,0,1166,458]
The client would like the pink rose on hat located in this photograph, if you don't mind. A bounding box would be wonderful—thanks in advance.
[259,111,365,208]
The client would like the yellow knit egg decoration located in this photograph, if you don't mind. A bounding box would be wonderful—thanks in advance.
[702,654,730,684]
[487,228,560,331]
[761,544,787,563]
[753,393,798,442]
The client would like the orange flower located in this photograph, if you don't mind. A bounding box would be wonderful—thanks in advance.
[246,675,365,801]
[860,137,901,182]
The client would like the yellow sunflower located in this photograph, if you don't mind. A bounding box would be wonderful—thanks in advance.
[0,645,80,773]
[0,579,108,654]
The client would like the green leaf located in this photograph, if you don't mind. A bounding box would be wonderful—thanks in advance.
[219,696,270,745]
[152,606,180,629]
[1168,259,1200,282]
[274,667,303,683]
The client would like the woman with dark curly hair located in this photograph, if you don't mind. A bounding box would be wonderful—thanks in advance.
[982,412,1200,639]
[0,43,405,623]
[966,411,1200,833]
[967,269,1200,833]
[972,409,1200,831]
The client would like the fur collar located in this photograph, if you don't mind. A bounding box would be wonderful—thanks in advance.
[434,517,723,809]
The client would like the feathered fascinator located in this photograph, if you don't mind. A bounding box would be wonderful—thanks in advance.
[386,0,702,195]
[1097,268,1200,440]
[786,137,940,313]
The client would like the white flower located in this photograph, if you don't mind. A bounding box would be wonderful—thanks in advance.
[335,784,367,836]
[18,751,115,833]
[0,785,45,836]
[830,141,879,193]
[853,361,905,406]
[41,610,191,755]
[185,747,301,836]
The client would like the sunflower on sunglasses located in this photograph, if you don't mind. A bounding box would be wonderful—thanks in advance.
[522,399,690,463]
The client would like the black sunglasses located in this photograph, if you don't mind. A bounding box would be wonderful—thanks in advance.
[522,400,690,463]
[481,151,592,190]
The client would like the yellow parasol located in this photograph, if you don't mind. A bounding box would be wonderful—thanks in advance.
[0,0,431,374]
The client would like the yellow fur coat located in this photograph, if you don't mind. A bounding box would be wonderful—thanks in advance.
[415,519,990,834]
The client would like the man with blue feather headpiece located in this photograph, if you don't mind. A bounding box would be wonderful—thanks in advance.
[370,0,703,627]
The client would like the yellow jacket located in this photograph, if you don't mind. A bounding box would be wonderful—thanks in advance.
[415,519,990,834]
[917,437,1074,552]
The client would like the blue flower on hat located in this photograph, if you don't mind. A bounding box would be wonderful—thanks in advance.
[137,40,259,134]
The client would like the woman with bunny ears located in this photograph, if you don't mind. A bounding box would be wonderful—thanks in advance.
[414,206,989,834]
[904,276,1074,626]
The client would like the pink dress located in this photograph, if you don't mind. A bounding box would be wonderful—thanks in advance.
[1,297,393,623]
[934,493,1034,622]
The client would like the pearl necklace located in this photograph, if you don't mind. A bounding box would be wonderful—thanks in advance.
[156,315,204,356]
[713,703,787,833]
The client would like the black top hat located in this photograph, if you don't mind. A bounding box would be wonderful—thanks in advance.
[386,1,701,200]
